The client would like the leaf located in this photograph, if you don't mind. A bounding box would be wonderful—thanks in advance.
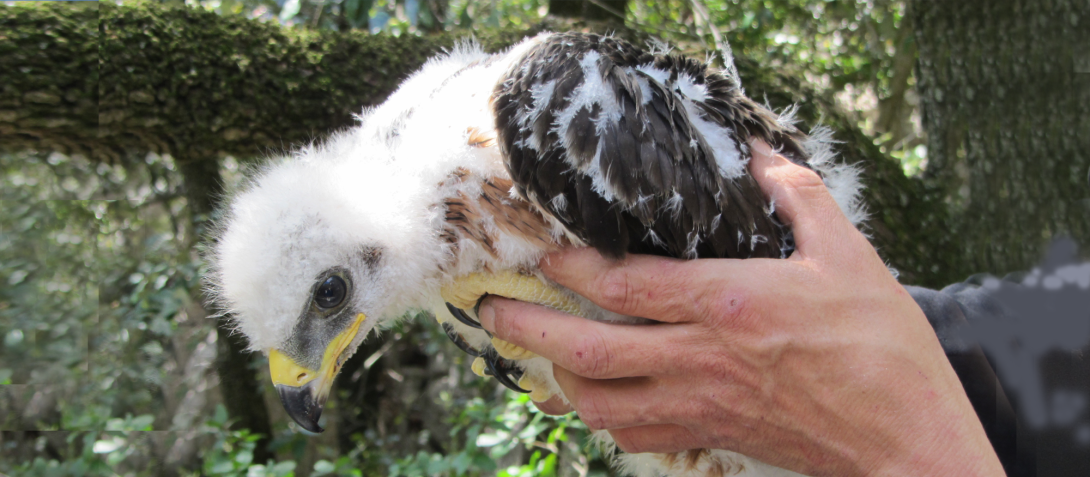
[213,404,229,426]
[271,460,297,476]
[211,459,236,474]
[92,438,123,454]
[234,449,253,466]
[130,414,155,430]
[3,329,24,347]
[279,0,301,23]
[105,417,126,431]
[312,460,335,475]
[425,455,448,475]
[540,453,557,477]
[437,451,462,474]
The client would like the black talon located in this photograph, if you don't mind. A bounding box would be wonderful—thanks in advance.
[507,364,524,383]
[484,352,530,393]
[441,322,483,357]
[445,302,482,329]
[494,354,524,381]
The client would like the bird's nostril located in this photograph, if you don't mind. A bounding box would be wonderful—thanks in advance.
[297,373,307,382]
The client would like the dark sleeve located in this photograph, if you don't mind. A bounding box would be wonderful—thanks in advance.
[907,284,1034,476]
[907,273,1090,477]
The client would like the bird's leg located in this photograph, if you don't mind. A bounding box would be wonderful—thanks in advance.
[442,270,583,316]
[440,269,584,401]
[441,270,583,360]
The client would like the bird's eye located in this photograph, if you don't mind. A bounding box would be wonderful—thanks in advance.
[314,276,347,309]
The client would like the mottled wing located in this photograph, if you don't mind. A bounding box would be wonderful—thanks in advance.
[493,33,813,260]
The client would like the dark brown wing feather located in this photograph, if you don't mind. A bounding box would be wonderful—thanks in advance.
[493,32,812,260]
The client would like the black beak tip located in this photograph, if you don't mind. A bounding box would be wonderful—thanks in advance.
[275,384,326,433]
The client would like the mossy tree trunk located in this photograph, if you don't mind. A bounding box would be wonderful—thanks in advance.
[176,154,275,463]
[912,0,1090,276]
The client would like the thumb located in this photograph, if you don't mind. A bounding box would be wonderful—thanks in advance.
[747,139,857,259]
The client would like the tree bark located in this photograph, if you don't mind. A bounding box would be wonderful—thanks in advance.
[176,154,273,464]
[0,2,98,158]
[3,2,468,162]
[912,0,1090,277]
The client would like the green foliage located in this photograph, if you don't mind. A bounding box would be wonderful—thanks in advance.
[1,150,193,424]
[12,433,115,477]
[311,457,365,477]
[201,426,276,475]
[177,404,346,477]
[172,0,550,33]
[0,149,212,475]
[388,392,603,477]
[624,1,921,169]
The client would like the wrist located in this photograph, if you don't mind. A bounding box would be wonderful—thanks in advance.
[860,372,1005,476]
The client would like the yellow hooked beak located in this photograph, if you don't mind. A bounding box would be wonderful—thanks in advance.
[268,313,366,433]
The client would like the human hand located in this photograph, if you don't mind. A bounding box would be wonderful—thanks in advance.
[477,140,1005,476]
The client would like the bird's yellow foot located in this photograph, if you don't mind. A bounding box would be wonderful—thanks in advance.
[440,269,582,358]
[440,269,583,320]
[471,357,487,377]
[518,374,555,403]
[492,337,535,360]
[439,269,583,395]
[458,352,530,393]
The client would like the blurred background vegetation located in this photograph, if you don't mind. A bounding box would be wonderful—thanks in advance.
[1,0,1085,476]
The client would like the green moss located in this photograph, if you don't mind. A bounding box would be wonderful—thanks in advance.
[0,2,100,156]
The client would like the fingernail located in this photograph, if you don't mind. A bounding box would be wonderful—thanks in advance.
[478,300,495,332]
[749,138,773,158]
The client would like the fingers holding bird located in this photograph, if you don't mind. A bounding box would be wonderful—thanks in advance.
[537,248,731,324]
[477,294,753,440]
[606,424,705,455]
[549,366,730,432]
[478,296,696,380]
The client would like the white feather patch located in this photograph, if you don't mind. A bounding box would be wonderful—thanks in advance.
[554,51,625,202]
[800,125,867,226]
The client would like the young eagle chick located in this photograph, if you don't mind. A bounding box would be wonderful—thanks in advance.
[210,32,863,477]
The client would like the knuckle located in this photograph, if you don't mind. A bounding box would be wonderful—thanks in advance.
[597,268,636,312]
[575,389,614,430]
[783,166,825,191]
[707,289,751,330]
[570,332,614,378]
[779,167,833,205]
